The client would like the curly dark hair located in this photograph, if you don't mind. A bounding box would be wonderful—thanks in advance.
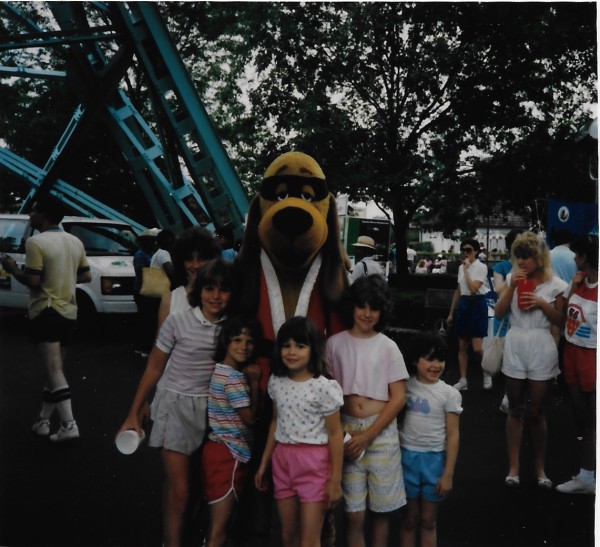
[188,258,236,311]
[405,331,448,376]
[213,316,262,364]
[271,316,329,378]
[570,235,599,271]
[171,227,221,288]
[342,275,392,331]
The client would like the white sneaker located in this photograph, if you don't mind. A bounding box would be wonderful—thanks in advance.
[483,373,493,390]
[556,475,595,495]
[31,417,50,436]
[49,421,79,442]
[453,378,468,391]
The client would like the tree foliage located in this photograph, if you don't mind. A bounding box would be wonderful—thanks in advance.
[174,2,595,276]
[1,2,596,275]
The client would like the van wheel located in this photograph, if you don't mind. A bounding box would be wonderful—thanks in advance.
[76,291,97,333]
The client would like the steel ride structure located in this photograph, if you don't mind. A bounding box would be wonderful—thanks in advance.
[0,1,249,238]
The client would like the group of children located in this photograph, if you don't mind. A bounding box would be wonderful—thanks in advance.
[118,228,598,547]
[118,264,462,547]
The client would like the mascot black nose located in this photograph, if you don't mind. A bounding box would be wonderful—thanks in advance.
[272,207,313,238]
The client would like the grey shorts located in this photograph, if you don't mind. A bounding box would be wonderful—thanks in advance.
[149,389,208,455]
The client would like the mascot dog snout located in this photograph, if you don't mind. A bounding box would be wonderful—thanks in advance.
[272,206,313,238]
[258,196,327,268]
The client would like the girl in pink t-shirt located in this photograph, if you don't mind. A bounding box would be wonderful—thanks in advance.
[327,275,409,547]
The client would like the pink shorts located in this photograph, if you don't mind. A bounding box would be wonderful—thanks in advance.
[272,443,330,503]
[563,342,596,392]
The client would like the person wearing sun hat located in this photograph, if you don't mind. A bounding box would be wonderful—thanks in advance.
[350,235,384,283]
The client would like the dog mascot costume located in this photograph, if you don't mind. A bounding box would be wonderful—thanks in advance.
[234,151,349,541]
[236,150,349,394]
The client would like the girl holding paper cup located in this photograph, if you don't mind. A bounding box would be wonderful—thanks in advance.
[117,258,235,547]
[494,232,567,489]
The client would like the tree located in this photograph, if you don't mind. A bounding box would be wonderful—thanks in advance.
[162,2,596,280]
[1,2,596,271]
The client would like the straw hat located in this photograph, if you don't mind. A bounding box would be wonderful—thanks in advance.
[352,235,376,249]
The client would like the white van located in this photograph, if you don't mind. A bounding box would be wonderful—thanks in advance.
[0,214,140,317]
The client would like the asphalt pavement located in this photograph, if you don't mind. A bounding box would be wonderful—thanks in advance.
[0,308,595,547]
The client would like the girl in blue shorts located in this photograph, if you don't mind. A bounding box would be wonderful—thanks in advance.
[255,317,344,547]
[399,331,462,547]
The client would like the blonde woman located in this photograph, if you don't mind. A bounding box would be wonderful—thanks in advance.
[494,232,567,489]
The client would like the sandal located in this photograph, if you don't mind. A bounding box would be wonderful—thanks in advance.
[505,475,520,488]
[537,477,553,489]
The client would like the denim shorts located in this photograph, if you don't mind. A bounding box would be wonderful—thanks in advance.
[401,448,446,502]
[454,296,488,339]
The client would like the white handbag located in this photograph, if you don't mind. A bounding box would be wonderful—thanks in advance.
[481,318,506,376]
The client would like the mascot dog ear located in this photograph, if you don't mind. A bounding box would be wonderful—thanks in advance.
[236,195,263,314]
[319,194,349,305]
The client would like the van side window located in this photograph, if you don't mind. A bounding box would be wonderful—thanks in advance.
[0,219,28,253]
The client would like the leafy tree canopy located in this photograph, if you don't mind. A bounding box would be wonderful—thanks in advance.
[1,2,597,273]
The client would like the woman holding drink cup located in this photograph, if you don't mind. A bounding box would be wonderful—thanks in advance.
[494,232,567,489]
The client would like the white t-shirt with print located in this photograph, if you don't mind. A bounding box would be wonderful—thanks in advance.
[268,375,343,445]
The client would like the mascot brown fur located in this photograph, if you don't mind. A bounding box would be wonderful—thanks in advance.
[236,151,349,390]
[234,151,348,545]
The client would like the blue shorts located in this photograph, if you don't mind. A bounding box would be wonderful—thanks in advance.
[401,448,446,503]
[454,296,488,339]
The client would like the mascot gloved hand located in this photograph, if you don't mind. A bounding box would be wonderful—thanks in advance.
[236,151,349,393]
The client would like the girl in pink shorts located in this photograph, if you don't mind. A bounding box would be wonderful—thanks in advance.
[255,317,344,547]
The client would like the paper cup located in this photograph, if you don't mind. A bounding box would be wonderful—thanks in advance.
[343,432,365,461]
[115,429,146,455]
[517,278,535,309]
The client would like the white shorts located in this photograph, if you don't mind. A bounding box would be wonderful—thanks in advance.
[501,327,559,381]
[149,389,208,455]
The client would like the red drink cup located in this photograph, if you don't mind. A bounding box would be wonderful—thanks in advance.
[517,278,535,309]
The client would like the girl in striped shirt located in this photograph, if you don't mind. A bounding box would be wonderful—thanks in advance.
[202,316,262,547]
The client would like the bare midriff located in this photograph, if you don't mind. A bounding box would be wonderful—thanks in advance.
[343,394,387,418]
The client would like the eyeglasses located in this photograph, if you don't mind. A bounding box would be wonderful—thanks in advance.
[461,247,474,253]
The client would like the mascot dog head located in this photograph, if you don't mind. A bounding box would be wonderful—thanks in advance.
[237,151,348,313]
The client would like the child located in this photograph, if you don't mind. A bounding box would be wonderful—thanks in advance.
[399,332,462,547]
[326,275,408,547]
[117,258,234,547]
[255,316,344,547]
[556,235,597,495]
[202,316,262,547]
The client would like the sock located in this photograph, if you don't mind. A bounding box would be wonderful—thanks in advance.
[52,385,74,424]
[579,468,595,483]
[39,388,55,420]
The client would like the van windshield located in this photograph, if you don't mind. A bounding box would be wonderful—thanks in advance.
[64,223,138,256]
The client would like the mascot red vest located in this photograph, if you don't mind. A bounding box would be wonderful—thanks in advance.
[236,151,349,394]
